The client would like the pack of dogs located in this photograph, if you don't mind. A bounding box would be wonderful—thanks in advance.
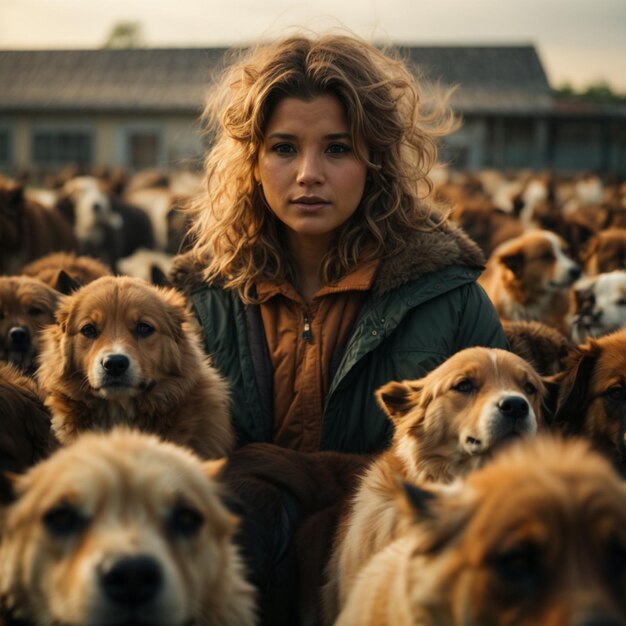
[2,167,626,625]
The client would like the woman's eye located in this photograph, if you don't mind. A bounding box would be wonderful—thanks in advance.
[272,143,296,154]
[327,143,350,154]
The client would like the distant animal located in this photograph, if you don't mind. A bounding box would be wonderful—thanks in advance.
[323,347,545,624]
[0,276,62,374]
[581,228,626,275]
[0,428,256,626]
[0,178,77,274]
[479,229,582,331]
[502,319,574,376]
[0,362,55,473]
[335,436,626,626]
[549,329,626,476]
[568,271,626,343]
[21,251,112,291]
[37,275,232,459]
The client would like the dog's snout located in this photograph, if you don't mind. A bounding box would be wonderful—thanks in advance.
[99,554,163,606]
[9,326,30,348]
[102,354,130,377]
[497,396,529,420]
[569,264,583,281]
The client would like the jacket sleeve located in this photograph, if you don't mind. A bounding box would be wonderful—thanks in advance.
[453,281,510,351]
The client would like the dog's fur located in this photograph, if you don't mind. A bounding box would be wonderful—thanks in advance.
[568,271,626,343]
[0,363,55,473]
[582,228,626,276]
[0,428,256,626]
[549,329,626,475]
[214,443,369,626]
[323,347,545,624]
[0,276,63,374]
[0,178,77,275]
[479,229,582,330]
[335,436,626,626]
[502,319,574,376]
[37,275,232,459]
[21,251,111,291]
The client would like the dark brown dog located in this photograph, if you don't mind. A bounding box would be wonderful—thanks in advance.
[549,329,626,475]
[0,276,62,374]
[582,228,626,275]
[0,178,77,274]
[0,363,55,473]
[21,251,111,291]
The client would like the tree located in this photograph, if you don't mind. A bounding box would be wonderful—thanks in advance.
[102,21,145,49]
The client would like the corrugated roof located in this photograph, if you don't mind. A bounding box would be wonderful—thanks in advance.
[0,45,554,115]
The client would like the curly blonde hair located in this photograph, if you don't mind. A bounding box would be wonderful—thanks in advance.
[189,32,457,302]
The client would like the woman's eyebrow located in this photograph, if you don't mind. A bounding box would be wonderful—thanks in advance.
[267,132,352,140]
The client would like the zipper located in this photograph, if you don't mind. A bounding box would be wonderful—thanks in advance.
[302,312,312,342]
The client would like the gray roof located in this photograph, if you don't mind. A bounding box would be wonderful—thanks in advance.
[0,45,553,115]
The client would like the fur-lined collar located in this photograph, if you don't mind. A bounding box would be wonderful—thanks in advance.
[169,220,484,298]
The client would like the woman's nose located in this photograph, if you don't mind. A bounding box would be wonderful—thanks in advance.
[296,151,324,185]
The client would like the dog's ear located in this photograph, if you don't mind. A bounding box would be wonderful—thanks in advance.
[202,457,227,479]
[376,380,421,423]
[150,265,169,287]
[551,344,599,432]
[52,270,82,295]
[0,471,18,506]
[499,251,525,279]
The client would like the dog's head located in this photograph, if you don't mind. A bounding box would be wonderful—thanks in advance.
[494,229,581,293]
[39,275,198,402]
[569,271,626,343]
[551,329,626,470]
[582,228,626,276]
[0,276,61,373]
[376,347,545,483]
[0,428,253,626]
[400,436,626,626]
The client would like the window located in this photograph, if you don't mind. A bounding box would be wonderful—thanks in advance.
[32,129,92,168]
[127,131,161,169]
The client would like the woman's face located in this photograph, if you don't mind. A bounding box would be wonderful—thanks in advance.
[255,94,368,251]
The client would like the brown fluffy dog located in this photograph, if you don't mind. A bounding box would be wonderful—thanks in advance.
[335,436,626,626]
[37,275,232,459]
[550,329,626,475]
[582,228,626,275]
[0,428,256,626]
[323,347,545,624]
[0,362,55,473]
[0,178,77,275]
[0,276,62,374]
[21,251,111,291]
[479,229,582,330]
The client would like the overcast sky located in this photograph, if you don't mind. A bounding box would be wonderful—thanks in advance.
[1,0,625,90]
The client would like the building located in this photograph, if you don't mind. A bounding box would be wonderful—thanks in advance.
[0,45,624,176]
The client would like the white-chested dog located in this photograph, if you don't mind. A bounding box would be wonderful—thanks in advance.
[479,229,582,331]
[322,347,545,624]
[0,428,255,626]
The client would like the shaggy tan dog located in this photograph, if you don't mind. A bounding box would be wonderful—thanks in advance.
[335,436,626,626]
[0,428,256,626]
[323,347,545,624]
[37,275,232,459]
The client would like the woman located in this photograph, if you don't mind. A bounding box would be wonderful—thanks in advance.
[173,33,508,455]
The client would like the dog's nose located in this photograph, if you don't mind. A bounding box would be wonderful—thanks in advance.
[569,265,582,281]
[102,354,130,377]
[497,396,529,420]
[9,326,30,348]
[98,554,163,606]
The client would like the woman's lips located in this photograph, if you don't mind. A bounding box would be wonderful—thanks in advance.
[291,196,329,211]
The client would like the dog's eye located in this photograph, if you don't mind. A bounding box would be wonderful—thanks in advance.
[136,322,155,338]
[540,252,555,262]
[491,543,541,584]
[80,324,98,339]
[453,378,475,393]
[28,307,44,316]
[523,382,537,396]
[618,299,626,306]
[168,504,204,538]
[43,504,88,537]
[605,386,626,402]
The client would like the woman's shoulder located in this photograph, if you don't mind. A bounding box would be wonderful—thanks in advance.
[372,215,485,296]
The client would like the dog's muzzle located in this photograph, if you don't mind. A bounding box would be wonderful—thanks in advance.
[9,325,30,351]
[98,554,164,607]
